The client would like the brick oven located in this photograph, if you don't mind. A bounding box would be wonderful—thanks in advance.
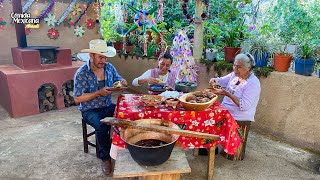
[0,47,84,118]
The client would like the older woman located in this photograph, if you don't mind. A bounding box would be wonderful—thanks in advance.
[209,53,261,160]
[132,51,176,92]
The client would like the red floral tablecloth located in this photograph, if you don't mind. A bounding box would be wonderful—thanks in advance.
[112,94,242,155]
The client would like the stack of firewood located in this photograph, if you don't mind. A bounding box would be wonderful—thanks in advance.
[62,80,76,107]
[38,85,56,113]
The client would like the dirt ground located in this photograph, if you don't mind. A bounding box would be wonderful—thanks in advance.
[0,91,319,180]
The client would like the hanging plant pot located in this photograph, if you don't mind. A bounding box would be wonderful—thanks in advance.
[254,52,269,67]
[113,42,123,51]
[274,54,293,72]
[294,58,315,76]
[224,47,241,62]
[126,45,134,53]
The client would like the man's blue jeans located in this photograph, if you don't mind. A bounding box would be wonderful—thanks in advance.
[82,104,116,161]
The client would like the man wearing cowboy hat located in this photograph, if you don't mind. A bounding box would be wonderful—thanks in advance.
[74,39,128,175]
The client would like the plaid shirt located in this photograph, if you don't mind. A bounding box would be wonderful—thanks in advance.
[74,61,123,112]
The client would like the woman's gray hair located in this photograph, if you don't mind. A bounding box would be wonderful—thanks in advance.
[235,53,255,70]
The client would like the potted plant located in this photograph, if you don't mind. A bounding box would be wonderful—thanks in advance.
[147,41,161,58]
[294,41,318,76]
[112,33,124,51]
[126,34,138,53]
[273,44,293,72]
[242,37,274,67]
[205,43,218,61]
[214,0,248,62]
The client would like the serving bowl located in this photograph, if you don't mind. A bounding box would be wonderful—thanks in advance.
[175,81,198,93]
[179,91,217,111]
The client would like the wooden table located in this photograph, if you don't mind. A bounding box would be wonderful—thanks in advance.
[111,94,242,180]
[113,147,191,180]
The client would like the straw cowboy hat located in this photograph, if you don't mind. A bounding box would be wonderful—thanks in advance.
[77,39,116,61]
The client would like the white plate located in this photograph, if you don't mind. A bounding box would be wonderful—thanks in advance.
[159,91,180,99]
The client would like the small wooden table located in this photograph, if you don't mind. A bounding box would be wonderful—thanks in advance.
[113,147,191,180]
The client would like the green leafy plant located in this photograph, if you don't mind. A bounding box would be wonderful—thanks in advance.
[242,36,275,62]
[253,66,273,78]
[126,34,139,46]
[274,44,292,56]
[213,60,233,76]
[212,0,248,48]
[112,33,123,42]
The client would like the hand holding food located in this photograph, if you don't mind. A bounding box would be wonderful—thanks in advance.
[148,78,160,85]
[120,79,128,87]
[209,78,216,87]
[98,87,113,96]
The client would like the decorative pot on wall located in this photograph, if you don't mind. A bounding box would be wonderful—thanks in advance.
[294,58,315,76]
[113,42,123,51]
[224,47,241,62]
[254,52,269,67]
[274,54,293,72]
[126,45,134,53]
[206,49,217,61]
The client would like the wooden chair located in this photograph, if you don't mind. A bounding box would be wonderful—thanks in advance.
[82,118,100,158]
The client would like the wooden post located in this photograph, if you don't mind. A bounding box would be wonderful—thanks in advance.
[207,146,216,180]
[12,0,28,47]
[192,0,205,61]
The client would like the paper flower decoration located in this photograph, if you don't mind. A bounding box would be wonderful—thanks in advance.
[47,28,60,40]
[170,29,198,83]
[44,13,57,27]
[63,17,74,28]
[72,3,82,16]
[0,17,7,30]
[74,25,85,37]
[125,3,160,35]
[25,26,31,35]
[85,19,95,30]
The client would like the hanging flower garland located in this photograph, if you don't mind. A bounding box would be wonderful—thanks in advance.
[47,28,60,40]
[22,0,35,13]
[63,17,74,28]
[157,0,164,23]
[44,13,57,27]
[57,0,77,25]
[0,17,7,30]
[74,25,85,37]
[72,3,82,16]
[85,18,95,30]
[38,0,56,20]
[74,2,92,26]
[181,0,209,24]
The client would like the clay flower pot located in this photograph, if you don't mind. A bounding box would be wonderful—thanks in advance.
[274,54,293,72]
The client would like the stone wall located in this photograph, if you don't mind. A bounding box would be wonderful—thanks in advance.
[108,55,320,153]
[0,1,100,65]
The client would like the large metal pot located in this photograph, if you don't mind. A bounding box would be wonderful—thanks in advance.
[116,119,180,166]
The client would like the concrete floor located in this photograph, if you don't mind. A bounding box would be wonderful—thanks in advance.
[0,91,319,180]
